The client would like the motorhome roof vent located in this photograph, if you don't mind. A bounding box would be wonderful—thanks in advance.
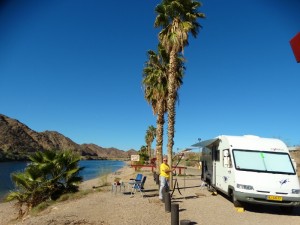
[243,135,260,139]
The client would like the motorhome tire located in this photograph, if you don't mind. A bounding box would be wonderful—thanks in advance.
[232,192,242,207]
[280,206,294,214]
[205,178,211,186]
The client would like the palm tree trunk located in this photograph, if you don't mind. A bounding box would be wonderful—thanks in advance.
[155,99,165,173]
[148,143,151,159]
[167,49,177,188]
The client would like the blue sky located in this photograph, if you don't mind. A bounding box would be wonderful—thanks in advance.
[1,0,299,152]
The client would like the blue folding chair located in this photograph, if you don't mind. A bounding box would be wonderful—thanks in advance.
[128,173,142,185]
[128,173,142,190]
[131,175,147,197]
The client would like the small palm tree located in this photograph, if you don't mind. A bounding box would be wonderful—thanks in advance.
[6,150,83,217]
[29,150,83,196]
[7,166,49,217]
[138,145,149,164]
[145,125,156,159]
[154,0,205,186]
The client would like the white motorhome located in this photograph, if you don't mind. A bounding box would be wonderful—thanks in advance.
[193,135,300,211]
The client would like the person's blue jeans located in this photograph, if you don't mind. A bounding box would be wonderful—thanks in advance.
[159,176,169,199]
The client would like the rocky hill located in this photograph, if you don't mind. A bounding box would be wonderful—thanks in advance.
[0,114,137,161]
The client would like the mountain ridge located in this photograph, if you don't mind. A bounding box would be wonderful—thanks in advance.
[0,114,137,161]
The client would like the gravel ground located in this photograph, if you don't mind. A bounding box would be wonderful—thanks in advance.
[0,166,300,225]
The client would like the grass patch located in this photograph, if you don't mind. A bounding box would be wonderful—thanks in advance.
[27,174,121,216]
[30,200,54,215]
[57,190,94,202]
[30,189,97,215]
[98,174,111,187]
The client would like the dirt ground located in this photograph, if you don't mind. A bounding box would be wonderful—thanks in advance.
[0,166,300,225]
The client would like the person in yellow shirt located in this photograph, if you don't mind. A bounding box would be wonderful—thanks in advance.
[159,156,174,200]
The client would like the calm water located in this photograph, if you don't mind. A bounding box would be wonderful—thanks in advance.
[0,160,125,201]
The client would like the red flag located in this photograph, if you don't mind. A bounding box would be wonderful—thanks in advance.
[290,32,300,63]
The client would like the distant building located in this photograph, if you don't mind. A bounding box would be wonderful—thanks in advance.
[288,146,300,152]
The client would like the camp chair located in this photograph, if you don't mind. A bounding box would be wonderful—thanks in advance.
[141,176,147,190]
[130,175,147,197]
[128,173,142,187]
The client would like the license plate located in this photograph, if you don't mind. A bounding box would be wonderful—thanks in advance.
[267,195,283,201]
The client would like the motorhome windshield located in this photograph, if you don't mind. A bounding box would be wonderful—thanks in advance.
[232,149,295,174]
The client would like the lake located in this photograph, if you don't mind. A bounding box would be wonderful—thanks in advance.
[0,160,126,201]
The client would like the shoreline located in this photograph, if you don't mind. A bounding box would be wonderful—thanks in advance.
[0,162,140,225]
[1,165,300,225]
[0,160,128,202]
[78,161,133,191]
[0,162,132,205]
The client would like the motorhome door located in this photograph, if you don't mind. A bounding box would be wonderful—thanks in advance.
[211,145,219,186]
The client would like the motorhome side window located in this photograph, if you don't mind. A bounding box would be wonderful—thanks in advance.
[212,145,220,161]
[223,149,231,168]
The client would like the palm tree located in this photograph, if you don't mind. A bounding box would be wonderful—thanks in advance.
[154,0,205,186]
[138,145,149,164]
[143,44,184,172]
[6,150,83,217]
[143,45,169,171]
[7,166,50,217]
[29,150,83,196]
[145,125,156,159]
[139,145,147,154]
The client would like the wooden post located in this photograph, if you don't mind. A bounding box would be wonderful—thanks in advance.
[165,193,171,213]
[171,204,179,225]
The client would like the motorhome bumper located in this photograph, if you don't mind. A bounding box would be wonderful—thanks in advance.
[234,191,300,206]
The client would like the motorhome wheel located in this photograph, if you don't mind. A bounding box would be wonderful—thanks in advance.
[280,206,294,214]
[232,192,242,207]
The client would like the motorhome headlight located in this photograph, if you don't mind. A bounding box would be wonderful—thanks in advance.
[292,189,300,194]
[237,184,254,190]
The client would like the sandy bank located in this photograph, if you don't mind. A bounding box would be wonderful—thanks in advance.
[1,165,300,225]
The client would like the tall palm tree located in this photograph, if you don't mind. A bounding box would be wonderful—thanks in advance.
[154,0,205,186]
[143,44,184,172]
[143,45,169,171]
[145,125,156,159]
